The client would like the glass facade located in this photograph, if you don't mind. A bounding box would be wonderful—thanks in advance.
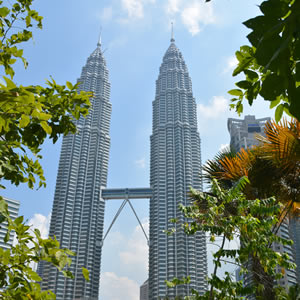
[41,41,111,300]
[229,116,298,292]
[0,197,20,250]
[149,40,207,299]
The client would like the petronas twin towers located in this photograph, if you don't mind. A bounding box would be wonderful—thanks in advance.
[42,36,207,299]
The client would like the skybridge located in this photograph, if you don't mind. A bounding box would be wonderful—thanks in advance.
[100,187,152,247]
[101,187,152,200]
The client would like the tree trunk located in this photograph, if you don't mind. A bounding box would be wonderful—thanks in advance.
[252,254,276,300]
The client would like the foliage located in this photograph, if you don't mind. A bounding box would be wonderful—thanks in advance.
[204,119,300,217]
[275,284,300,300]
[227,0,300,122]
[171,179,295,300]
[0,0,91,189]
[0,199,75,299]
[0,0,91,298]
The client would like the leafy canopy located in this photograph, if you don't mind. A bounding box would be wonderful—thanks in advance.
[0,0,91,189]
[228,0,300,122]
[166,179,296,300]
[0,0,91,298]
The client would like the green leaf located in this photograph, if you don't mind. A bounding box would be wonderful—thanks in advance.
[228,89,243,96]
[269,98,280,109]
[62,270,74,279]
[14,215,24,225]
[27,269,41,282]
[25,15,31,27]
[0,7,10,17]
[233,57,253,77]
[295,62,300,82]
[275,104,284,122]
[40,121,52,134]
[82,267,90,281]
[260,73,286,100]
[236,80,251,89]
[3,76,17,88]
[19,115,30,128]
[0,199,8,214]
[289,87,300,120]
[4,230,10,243]
[260,0,289,18]
[165,280,176,288]
[244,70,259,82]
[236,101,243,115]
[66,81,73,90]
[38,113,51,121]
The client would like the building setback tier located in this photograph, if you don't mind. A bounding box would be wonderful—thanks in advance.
[41,39,111,300]
[149,39,207,299]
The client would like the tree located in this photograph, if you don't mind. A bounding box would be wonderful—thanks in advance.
[0,0,91,298]
[200,119,300,299]
[204,119,300,217]
[226,0,300,122]
[166,179,295,300]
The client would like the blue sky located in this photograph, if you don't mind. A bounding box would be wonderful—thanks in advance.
[2,0,274,299]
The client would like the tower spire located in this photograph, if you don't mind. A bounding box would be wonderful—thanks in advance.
[97,27,102,47]
[170,22,175,43]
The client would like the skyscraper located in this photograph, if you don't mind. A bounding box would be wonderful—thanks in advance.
[42,39,111,300]
[140,279,149,300]
[149,37,207,299]
[229,115,298,291]
[228,115,270,151]
[0,197,20,250]
[290,217,300,284]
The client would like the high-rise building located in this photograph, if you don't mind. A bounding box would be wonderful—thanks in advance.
[229,115,298,290]
[140,279,149,300]
[228,115,270,151]
[274,218,298,287]
[149,37,207,299]
[0,197,20,250]
[42,39,111,300]
[290,217,300,284]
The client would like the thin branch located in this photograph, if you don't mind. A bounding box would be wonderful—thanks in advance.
[209,234,226,300]
[219,259,241,267]
[2,10,21,44]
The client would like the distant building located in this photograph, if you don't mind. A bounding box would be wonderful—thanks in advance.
[228,115,270,151]
[0,197,20,250]
[140,279,149,300]
[36,259,45,281]
[229,116,298,290]
[290,217,300,284]
[273,218,298,287]
[235,267,245,283]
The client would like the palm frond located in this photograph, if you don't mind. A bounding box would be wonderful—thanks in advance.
[257,118,300,172]
[218,148,253,181]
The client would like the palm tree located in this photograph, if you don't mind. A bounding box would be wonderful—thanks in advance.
[201,119,300,299]
[204,119,300,216]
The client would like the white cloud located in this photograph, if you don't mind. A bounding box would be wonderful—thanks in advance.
[198,96,229,120]
[223,56,238,74]
[181,0,215,35]
[219,143,229,152]
[13,213,50,247]
[121,0,144,19]
[28,213,51,239]
[119,219,149,271]
[166,0,182,15]
[135,158,146,168]
[100,272,139,300]
[99,6,113,22]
